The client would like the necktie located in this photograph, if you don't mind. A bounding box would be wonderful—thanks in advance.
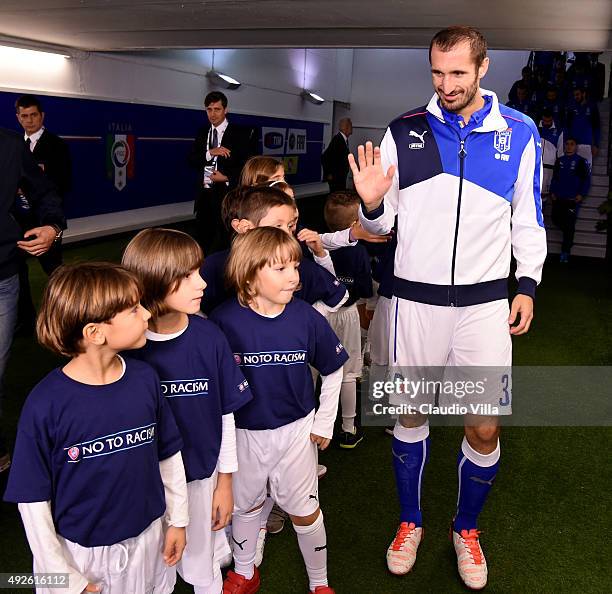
[211,128,218,149]
[25,138,31,150]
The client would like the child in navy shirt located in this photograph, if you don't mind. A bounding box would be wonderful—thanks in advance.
[4,262,188,594]
[323,191,374,449]
[201,185,348,317]
[122,228,252,594]
[210,227,347,594]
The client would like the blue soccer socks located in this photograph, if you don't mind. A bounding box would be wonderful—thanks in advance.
[392,422,430,527]
[454,436,500,533]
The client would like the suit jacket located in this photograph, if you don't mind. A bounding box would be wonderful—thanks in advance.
[0,128,65,279]
[321,132,350,184]
[31,129,72,197]
[187,121,256,194]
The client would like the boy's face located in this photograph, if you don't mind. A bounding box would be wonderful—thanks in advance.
[564,139,577,155]
[102,303,151,350]
[257,205,299,235]
[165,269,207,315]
[253,259,300,307]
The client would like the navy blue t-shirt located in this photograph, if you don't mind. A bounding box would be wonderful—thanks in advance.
[210,298,349,430]
[4,359,183,547]
[200,248,347,316]
[130,315,252,482]
[329,244,373,307]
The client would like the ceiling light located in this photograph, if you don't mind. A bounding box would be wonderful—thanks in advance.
[206,70,241,90]
[301,90,325,105]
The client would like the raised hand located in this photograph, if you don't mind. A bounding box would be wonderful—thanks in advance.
[348,142,396,211]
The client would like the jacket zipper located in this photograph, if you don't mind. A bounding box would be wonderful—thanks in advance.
[449,131,468,305]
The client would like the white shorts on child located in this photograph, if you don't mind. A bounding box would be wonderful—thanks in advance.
[43,518,174,594]
[368,295,392,367]
[233,410,319,518]
[327,303,362,381]
[170,472,231,590]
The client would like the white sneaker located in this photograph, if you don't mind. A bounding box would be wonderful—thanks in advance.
[254,527,267,567]
[317,464,328,479]
[386,522,423,575]
[452,528,487,590]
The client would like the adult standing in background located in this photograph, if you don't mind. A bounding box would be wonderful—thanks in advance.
[188,91,255,255]
[322,118,352,191]
[15,94,71,333]
[349,26,546,590]
[0,126,65,476]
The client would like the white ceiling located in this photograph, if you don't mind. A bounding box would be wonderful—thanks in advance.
[0,0,610,52]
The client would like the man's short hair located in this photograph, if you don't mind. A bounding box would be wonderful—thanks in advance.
[516,82,529,91]
[36,262,142,357]
[324,191,361,232]
[122,227,203,319]
[540,108,554,119]
[204,91,228,108]
[221,185,296,231]
[429,26,488,68]
[226,227,302,307]
[565,136,578,144]
[15,94,43,114]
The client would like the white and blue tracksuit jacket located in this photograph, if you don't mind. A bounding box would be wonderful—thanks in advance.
[359,89,547,307]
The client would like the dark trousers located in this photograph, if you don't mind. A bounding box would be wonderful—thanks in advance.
[195,186,230,256]
[17,241,63,331]
[551,199,580,253]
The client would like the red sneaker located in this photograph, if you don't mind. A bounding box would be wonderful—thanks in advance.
[310,587,335,594]
[223,567,260,594]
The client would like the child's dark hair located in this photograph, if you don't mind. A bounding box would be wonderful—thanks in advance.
[324,190,361,232]
[37,262,142,357]
[121,227,204,319]
[221,185,297,231]
[226,227,302,307]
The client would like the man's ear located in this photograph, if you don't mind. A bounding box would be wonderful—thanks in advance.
[478,56,490,82]
[82,322,106,347]
[232,218,255,234]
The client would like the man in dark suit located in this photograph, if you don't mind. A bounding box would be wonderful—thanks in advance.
[14,94,71,333]
[322,118,353,192]
[0,126,65,474]
[188,91,255,254]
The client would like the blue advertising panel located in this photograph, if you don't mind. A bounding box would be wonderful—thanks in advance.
[1,92,324,219]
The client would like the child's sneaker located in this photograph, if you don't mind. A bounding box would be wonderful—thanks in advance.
[310,587,335,594]
[386,521,423,575]
[223,567,260,594]
[452,528,488,590]
[266,503,288,534]
[338,427,364,449]
[254,527,267,567]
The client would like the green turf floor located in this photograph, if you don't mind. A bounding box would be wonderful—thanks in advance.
[1,228,611,593]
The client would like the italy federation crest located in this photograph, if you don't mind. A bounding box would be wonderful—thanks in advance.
[494,128,512,154]
[106,134,135,191]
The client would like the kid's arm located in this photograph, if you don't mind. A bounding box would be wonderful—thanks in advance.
[159,451,189,527]
[311,367,343,439]
[18,501,90,594]
[218,413,238,473]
